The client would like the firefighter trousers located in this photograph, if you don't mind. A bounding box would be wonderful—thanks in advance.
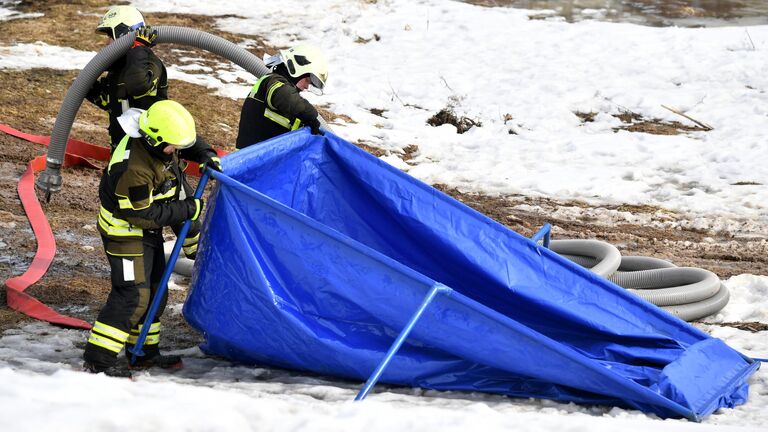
[84,230,168,368]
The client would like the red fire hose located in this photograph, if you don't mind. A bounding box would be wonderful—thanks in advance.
[1,123,224,329]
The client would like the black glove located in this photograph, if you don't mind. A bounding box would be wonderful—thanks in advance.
[135,26,158,47]
[185,197,204,221]
[199,156,222,174]
[185,250,197,261]
[310,124,324,136]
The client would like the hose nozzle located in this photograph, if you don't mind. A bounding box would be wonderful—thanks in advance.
[35,163,63,202]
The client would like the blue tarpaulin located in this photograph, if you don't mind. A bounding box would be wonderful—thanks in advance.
[184,129,758,420]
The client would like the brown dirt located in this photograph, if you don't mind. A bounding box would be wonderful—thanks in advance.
[317,104,355,126]
[1,2,764,343]
[720,322,768,332]
[434,185,768,279]
[427,107,482,134]
[575,110,710,135]
[461,1,768,26]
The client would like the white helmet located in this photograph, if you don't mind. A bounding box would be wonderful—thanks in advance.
[280,44,329,92]
[95,6,145,40]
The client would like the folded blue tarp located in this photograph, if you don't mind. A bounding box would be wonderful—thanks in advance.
[184,129,758,420]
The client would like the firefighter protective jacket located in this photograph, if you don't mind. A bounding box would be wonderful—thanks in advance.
[235,73,321,149]
[86,44,168,147]
[97,135,215,256]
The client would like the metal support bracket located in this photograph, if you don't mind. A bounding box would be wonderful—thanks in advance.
[355,284,451,400]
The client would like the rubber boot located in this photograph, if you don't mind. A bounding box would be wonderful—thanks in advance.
[83,361,133,378]
[84,342,132,378]
[129,353,183,370]
[126,345,183,370]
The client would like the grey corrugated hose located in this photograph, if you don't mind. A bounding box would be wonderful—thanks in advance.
[36,25,331,197]
[551,239,729,321]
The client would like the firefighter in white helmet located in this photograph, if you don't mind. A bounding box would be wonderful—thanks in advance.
[88,5,166,149]
[235,44,329,149]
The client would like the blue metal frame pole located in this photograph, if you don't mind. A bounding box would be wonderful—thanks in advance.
[355,284,450,401]
[530,223,552,248]
[129,169,212,364]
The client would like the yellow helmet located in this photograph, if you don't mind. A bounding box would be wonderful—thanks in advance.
[138,100,196,149]
[95,6,145,40]
[280,44,329,92]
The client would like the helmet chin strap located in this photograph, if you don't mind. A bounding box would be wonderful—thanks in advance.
[145,140,173,161]
[138,130,172,161]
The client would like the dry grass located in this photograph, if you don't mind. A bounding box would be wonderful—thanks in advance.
[427,107,482,134]
[574,110,709,135]
[719,322,768,332]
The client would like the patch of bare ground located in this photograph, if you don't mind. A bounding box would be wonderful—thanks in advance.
[9,1,274,58]
[427,107,482,134]
[720,322,768,332]
[368,108,387,117]
[574,109,709,135]
[401,144,419,162]
[353,140,387,157]
[349,140,419,162]
[433,185,768,280]
[0,290,29,332]
[317,104,355,126]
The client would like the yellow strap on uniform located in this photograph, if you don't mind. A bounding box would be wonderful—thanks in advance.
[87,321,129,353]
[266,81,284,110]
[152,186,176,201]
[134,77,160,99]
[127,322,161,344]
[183,233,199,247]
[87,334,124,353]
[183,231,199,255]
[248,75,269,100]
[191,199,202,220]
[116,190,152,211]
[264,107,292,129]
[108,135,132,173]
[98,206,143,238]
[93,321,130,341]
[145,334,160,345]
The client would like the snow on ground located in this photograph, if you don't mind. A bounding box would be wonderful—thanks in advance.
[1,0,767,431]
[0,295,766,432]
[131,0,768,231]
[0,0,40,21]
[0,41,94,69]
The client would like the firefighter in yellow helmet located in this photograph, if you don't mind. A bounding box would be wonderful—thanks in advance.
[83,100,220,377]
[235,44,329,149]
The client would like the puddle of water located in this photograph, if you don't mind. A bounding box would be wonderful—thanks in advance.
[462,0,768,27]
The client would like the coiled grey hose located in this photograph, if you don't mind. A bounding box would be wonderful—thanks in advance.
[36,26,331,197]
[550,239,729,321]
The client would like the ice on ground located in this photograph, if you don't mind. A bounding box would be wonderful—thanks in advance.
[0,272,765,431]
